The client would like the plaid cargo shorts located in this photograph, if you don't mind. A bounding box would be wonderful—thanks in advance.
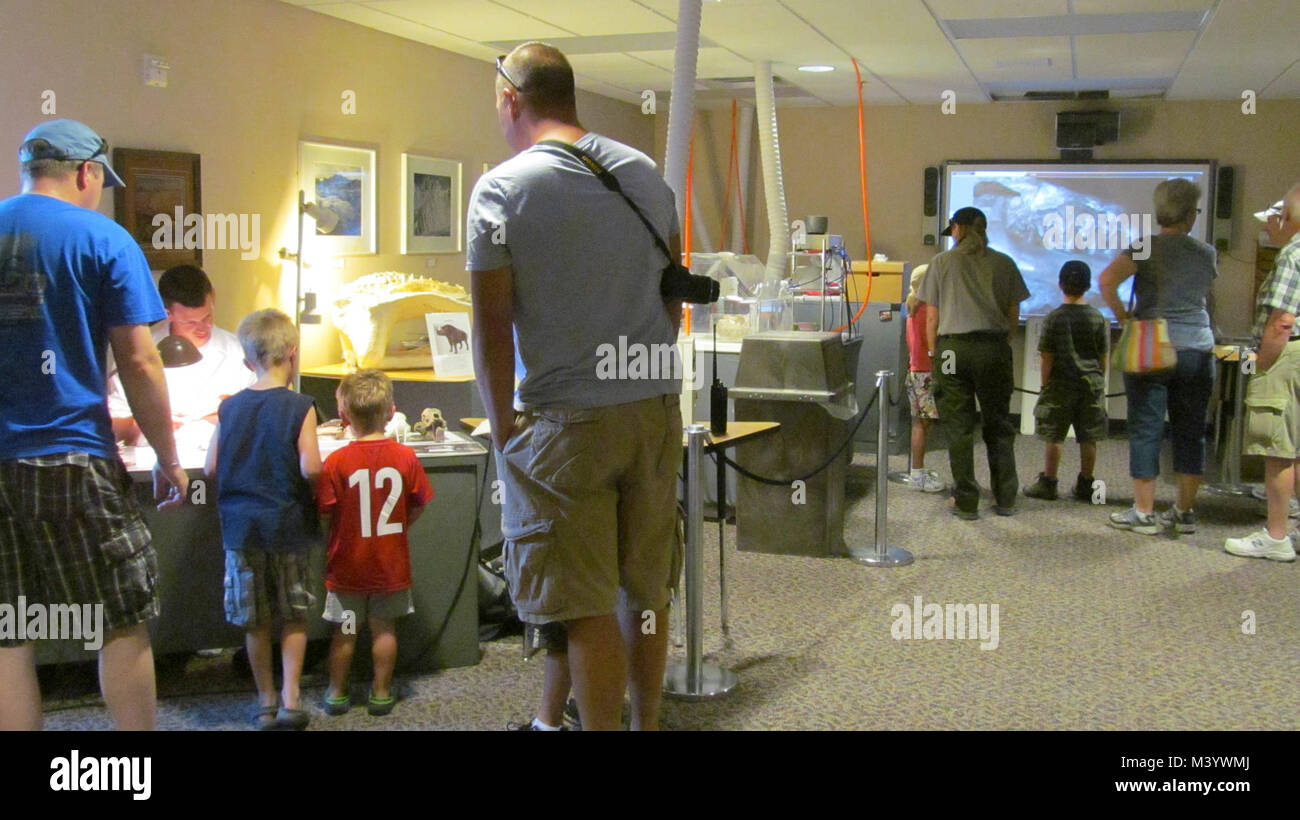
[0,453,158,647]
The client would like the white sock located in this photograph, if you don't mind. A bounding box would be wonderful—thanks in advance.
[532,717,561,731]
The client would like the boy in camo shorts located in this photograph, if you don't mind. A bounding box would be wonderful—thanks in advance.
[1024,261,1109,501]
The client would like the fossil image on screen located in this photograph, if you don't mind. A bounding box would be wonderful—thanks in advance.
[412,173,452,238]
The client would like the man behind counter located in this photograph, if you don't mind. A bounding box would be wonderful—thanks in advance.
[108,265,254,445]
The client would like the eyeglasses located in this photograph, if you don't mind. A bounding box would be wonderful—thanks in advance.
[496,55,523,91]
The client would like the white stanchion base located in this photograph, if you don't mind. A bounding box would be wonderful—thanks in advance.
[848,545,914,567]
[663,663,738,700]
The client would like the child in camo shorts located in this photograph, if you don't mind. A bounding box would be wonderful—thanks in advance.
[1024,261,1109,501]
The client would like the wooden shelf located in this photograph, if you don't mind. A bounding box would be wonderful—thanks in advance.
[302,362,475,383]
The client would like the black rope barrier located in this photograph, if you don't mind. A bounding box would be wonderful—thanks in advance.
[1013,386,1127,398]
[712,389,879,486]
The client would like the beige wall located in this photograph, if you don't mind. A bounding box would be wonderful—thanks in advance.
[660,99,1300,338]
[0,0,652,366]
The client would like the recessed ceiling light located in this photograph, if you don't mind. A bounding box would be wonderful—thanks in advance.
[798,65,834,73]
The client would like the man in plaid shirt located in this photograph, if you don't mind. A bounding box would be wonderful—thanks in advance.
[1226,183,1300,561]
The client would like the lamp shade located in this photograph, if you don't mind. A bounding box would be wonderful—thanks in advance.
[157,334,202,368]
[303,200,340,234]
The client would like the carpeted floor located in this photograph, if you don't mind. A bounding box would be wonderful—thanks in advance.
[39,436,1299,730]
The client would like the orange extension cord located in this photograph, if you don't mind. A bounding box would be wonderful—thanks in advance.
[828,57,873,333]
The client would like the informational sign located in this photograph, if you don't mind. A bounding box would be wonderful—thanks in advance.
[425,312,473,378]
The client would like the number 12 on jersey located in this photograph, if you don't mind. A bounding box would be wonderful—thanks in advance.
[347,467,404,537]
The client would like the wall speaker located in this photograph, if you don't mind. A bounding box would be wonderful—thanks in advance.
[1214,165,1233,252]
[923,166,939,245]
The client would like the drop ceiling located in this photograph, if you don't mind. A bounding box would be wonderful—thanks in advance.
[279,0,1300,106]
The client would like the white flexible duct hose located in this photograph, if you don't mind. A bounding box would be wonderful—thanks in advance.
[663,0,702,237]
[732,102,754,253]
[754,61,788,281]
[691,187,714,252]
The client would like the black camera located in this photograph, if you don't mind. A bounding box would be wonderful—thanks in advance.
[660,263,720,304]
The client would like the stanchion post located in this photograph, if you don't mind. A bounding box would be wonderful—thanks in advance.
[1208,344,1254,496]
[664,424,738,699]
[852,371,915,567]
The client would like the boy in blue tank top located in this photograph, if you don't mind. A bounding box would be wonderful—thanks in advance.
[204,309,322,730]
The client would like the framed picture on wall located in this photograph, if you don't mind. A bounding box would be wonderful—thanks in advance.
[111,148,202,270]
[299,140,376,255]
[402,154,462,254]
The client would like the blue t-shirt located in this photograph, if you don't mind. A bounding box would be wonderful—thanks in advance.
[465,133,680,410]
[215,387,319,552]
[0,193,164,459]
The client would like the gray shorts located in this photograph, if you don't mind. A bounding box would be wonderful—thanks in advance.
[322,588,414,624]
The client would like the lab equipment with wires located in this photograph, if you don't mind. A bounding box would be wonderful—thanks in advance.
[685,251,778,341]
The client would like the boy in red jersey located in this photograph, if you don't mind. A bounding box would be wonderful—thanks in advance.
[317,370,433,717]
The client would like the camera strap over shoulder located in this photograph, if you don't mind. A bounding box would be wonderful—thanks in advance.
[537,139,674,267]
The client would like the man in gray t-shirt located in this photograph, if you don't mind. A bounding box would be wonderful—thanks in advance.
[466,42,683,732]
[919,207,1030,518]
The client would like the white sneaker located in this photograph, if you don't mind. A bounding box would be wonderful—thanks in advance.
[910,469,946,493]
[1224,529,1297,562]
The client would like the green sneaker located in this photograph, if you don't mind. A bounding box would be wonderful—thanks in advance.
[1023,473,1059,500]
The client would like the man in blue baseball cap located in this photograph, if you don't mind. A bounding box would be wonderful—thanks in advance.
[0,119,189,730]
[17,118,127,188]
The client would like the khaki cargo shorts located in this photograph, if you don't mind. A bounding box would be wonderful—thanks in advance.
[1243,339,1300,461]
[495,393,683,625]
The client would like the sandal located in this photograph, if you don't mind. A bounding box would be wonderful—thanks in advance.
[274,706,311,731]
[252,702,279,731]
[323,693,351,716]
[367,691,396,717]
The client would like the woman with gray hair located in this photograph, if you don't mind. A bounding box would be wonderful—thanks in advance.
[1099,178,1217,536]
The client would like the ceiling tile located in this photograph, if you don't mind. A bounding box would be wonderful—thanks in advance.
[491,0,675,35]
[627,47,757,79]
[1071,0,1209,12]
[1263,59,1300,98]
[946,10,1207,38]
[1075,31,1195,79]
[276,0,1300,105]
[567,52,675,88]
[1168,0,1300,99]
[957,36,1072,79]
[926,0,1068,18]
[365,0,572,41]
[695,2,844,65]
[308,3,498,59]
[783,0,980,102]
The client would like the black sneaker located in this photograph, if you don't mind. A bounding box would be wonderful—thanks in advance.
[1073,474,1096,502]
[1023,473,1059,500]
[563,697,582,730]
